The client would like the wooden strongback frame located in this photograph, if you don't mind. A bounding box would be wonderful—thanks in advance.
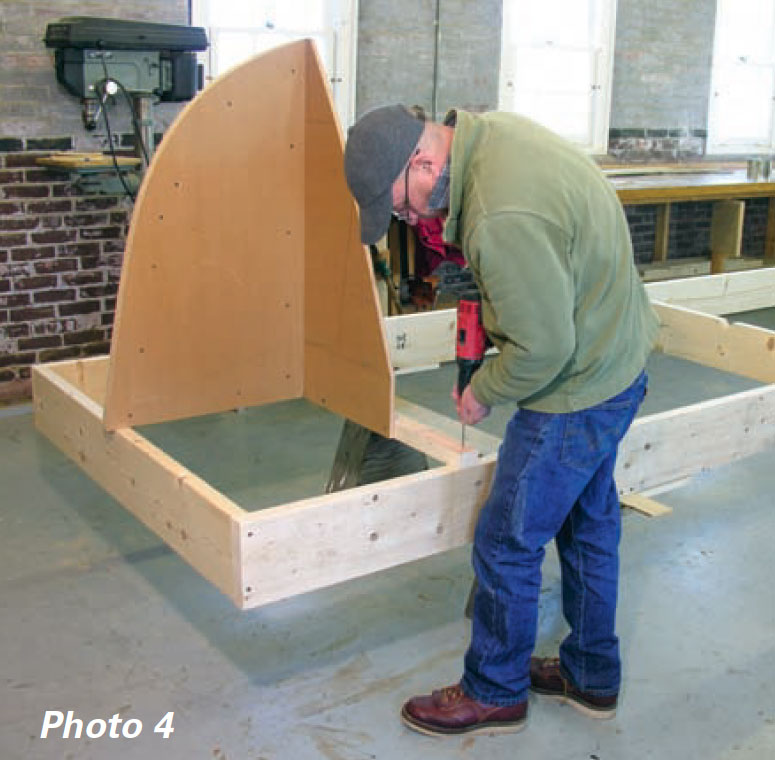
[33,270,775,609]
[28,42,775,610]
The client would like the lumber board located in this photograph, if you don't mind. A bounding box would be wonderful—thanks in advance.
[616,385,775,494]
[385,309,457,370]
[236,384,775,608]
[620,492,673,517]
[639,256,765,282]
[237,458,496,608]
[653,302,775,383]
[393,397,496,466]
[394,413,476,466]
[103,40,393,437]
[32,268,775,610]
[710,199,744,273]
[645,270,775,315]
[51,356,110,406]
[654,203,671,262]
[384,272,775,373]
[31,344,775,610]
[395,397,501,457]
[600,162,739,176]
[611,170,775,204]
[37,152,142,169]
[33,362,244,604]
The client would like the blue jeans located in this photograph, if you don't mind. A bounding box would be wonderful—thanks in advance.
[462,372,647,706]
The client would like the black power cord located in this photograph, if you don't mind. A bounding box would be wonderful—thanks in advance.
[95,51,157,200]
[96,78,137,201]
[97,51,152,165]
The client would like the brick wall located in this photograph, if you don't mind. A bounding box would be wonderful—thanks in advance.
[611,0,716,135]
[608,128,707,163]
[624,199,768,267]
[0,137,130,401]
[0,0,187,403]
[742,198,769,258]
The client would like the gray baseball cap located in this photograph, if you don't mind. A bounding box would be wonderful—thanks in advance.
[344,105,425,245]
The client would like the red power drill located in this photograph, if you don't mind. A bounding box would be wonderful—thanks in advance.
[456,293,487,445]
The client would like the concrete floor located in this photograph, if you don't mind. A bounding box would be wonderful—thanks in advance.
[2,310,775,759]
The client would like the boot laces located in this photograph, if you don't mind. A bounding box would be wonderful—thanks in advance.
[437,684,465,704]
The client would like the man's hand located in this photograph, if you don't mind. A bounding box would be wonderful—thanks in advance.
[452,384,491,425]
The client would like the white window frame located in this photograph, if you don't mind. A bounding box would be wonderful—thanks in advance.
[707,0,775,155]
[191,0,358,128]
[498,0,617,153]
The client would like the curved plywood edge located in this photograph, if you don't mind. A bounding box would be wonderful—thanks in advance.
[104,40,393,437]
[302,43,394,437]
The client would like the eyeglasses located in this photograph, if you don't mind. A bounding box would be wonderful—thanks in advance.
[393,150,420,222]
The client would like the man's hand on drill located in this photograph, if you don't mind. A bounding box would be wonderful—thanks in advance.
[452,384,491,425]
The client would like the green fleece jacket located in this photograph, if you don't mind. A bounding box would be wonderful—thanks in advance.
[443,111,659,412]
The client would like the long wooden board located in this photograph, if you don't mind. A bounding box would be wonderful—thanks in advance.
[34,362,244,604]
[653,301,775,384]
[384,271,775,373]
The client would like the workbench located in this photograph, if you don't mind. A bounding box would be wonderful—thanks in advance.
[607,167,775,275]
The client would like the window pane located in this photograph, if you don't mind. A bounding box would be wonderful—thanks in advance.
[210,0,267,27]
[516,92,591,141]
[251,31,298,55]
[212,31,256,72]
[708,0,775,151]
[714,64,773,143]
[500,0,614,150]
[270,1,326,31]
[717,0,774,62]
[195,0,354,127]
[514,48,591,95]
[506,0,592,47]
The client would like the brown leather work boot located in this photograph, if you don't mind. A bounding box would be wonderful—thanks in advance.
[529,657,617,719]
[401,683,527,736]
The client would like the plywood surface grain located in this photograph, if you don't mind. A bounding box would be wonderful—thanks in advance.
[104,40,392,437]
